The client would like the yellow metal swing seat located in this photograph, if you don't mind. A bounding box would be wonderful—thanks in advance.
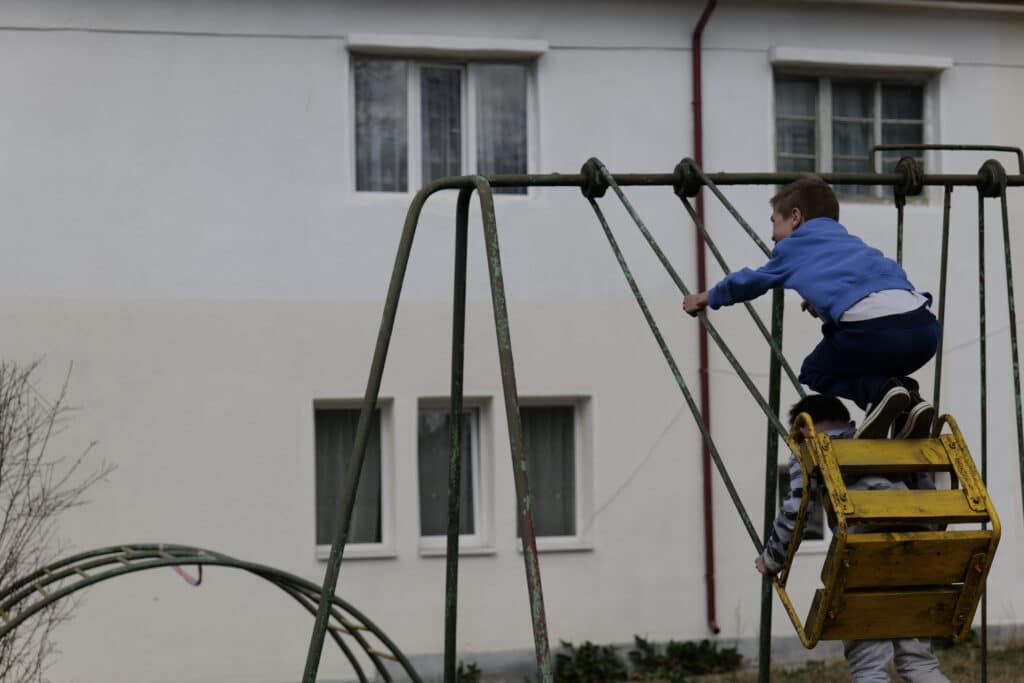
[774,414,1000,648]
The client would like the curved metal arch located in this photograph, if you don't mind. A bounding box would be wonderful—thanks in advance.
[0,544,421,683]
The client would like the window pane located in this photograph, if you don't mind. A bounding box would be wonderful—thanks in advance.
[775,78,817,117]
[834,157,873,197]
[355,58,408,192]
[777,119,816,156]
[777,466,824,541]
[882,85,923,120]
[881,154,923,173]
[882,122,924,147]
[476,63,528,195]
[520,406,576,537]
[777,157,816,173]
[421,66,462,184]
[832,120,873,156]
[418,408,475,536]
[315,408,383,544]
[832,82,873,119]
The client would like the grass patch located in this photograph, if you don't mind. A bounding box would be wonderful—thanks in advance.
[694,637,1024,682]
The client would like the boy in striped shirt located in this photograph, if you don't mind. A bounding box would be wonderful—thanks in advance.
[758,394,948,683]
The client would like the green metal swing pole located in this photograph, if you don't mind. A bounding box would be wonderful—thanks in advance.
[931,186,953,415]
[897,201,905,266]
[478,178,554,683]
[978,190,989,683]
[998,189,1024,529]
[678,195,805,397]
[758,290,784,683]
[443,188,472,683]
[592,161,789,439]
[586,196,764,550]
[302,176,467,683]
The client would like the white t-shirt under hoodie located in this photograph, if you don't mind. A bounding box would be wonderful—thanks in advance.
[840,289,928,323]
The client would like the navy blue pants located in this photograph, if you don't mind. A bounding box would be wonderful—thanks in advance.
[799,306,942,410]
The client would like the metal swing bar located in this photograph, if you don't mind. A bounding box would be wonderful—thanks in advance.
[303,155,1024,683]
[0,544,421,683]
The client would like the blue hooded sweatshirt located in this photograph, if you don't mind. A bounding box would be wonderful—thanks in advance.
[707,217,923,326]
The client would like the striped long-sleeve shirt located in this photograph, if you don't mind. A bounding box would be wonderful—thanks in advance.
[762,427,937,574]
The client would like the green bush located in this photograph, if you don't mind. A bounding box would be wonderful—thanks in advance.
[456,660,482,683]
[555,640,627,683]
[629,635,743,681]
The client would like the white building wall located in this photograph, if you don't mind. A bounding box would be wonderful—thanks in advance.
[0,1,1022,681]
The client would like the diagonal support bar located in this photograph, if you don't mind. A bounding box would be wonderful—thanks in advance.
[586,196,763,551]
[477,179,554,682]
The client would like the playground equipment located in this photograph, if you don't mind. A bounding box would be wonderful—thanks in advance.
[301,146,1024,683]
[2,148,1020,683]
[0,544,421,683]
[777,414,1000,646]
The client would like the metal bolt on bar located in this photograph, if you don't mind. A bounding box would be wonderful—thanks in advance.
[677,159,772,258]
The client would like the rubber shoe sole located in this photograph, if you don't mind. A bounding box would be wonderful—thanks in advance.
[855,386,912,439]
[894,401,936,440]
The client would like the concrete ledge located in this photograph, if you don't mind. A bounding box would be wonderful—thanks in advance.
[347,34,549,59]
[769,45,953,72]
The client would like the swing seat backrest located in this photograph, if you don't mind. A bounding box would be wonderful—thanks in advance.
[774,415,1000,647]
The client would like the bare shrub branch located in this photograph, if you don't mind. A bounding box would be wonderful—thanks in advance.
[0,360,112,682]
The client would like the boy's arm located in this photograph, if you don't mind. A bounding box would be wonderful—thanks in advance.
[708,258,790,310]
[761,455,817,575]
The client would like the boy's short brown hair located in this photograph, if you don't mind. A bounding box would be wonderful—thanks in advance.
[770,176,840,221]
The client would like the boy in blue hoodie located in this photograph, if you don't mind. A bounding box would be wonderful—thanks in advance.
[683,176,941,439]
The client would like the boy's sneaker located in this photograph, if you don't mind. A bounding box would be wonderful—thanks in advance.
[855,381,911,439]
[893,396,936,439]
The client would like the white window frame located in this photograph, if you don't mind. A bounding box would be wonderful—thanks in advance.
[417,398,495,557]
[349,55,537,198]
[515,397,593,553]
[313,399,396,561]
[773,72,937,202]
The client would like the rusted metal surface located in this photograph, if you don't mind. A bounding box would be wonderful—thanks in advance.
[585,193,763,551]
[298,156,1024,681]
[931,185,953,416]
[443,188,472,683]
[0,544,422,683]
[758,290,784,683]
[978,179,990,682]
[302,176,467,683]
[476,176,553,682]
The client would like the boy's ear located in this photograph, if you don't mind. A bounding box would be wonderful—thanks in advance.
[791,207,804,225]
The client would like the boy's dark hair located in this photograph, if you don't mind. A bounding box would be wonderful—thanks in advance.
[771,176,840,222]
[788,394,850,427]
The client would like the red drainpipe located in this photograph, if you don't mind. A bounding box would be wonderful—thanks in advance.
[692,0,720,636]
